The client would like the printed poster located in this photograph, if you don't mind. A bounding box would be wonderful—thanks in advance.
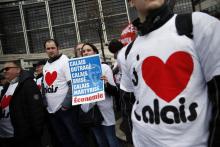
[69,54,105,105]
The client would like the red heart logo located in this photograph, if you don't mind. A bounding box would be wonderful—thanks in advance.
[37,84,42,90]
[45,71,57,86]
[142,51,193,103]
[1,95,12,109]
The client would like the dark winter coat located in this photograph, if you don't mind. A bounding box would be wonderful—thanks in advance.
[1,70,45,141]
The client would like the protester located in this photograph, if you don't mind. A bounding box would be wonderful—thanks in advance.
[42,39,88,147]
[0,60,45,147]
[117,45,135,145]
[108,39,124,111]
[81,42,120,147]
[109,39,136,145]
[118,0,220,146]
[33,60,54,147]
[34,60,46,90]
[74,42,84,57]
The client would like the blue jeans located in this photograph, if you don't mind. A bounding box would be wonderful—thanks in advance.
[91,125,119,147]
[49,108,88,147]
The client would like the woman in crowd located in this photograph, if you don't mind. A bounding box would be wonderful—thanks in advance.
[81,42,120,147]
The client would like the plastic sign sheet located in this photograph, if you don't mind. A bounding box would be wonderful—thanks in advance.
[120,23,137,46]
[69,54,105,105]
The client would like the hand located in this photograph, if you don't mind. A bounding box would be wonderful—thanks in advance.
[101,75,108,84]
[61,106,69,111]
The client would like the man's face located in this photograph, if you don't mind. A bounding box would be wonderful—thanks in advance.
[130,0,165,16]
[45,41,59,59]
[75,43,84,57]
[35,65,43,75]
[3,62,20,82]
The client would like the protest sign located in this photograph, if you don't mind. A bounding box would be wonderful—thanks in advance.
[69,54,105,105]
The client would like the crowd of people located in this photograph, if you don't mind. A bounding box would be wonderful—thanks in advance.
[1,0,220,147]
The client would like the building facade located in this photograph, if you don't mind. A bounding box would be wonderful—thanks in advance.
[0,0,219,68]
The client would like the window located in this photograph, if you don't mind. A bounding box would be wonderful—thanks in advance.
[174,0,193,14]
[101,0,129,40]
[23,3,49,53]
[49,0,77,49]
[75,0,100,43]
[0,6,26,54]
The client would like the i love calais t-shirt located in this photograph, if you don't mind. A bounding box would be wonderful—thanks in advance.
[119,12,220,147]
[43,54,71,113]
[0,82,18,138]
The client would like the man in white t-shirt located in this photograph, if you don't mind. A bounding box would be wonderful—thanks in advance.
[118,0,220,147]
[108,39,136,144]
[42,39,88,147]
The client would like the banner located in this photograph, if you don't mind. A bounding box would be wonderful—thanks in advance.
[69,54,105,105]
[120,23,137,46]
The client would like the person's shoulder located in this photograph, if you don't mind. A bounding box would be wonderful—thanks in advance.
[58,54,70,64]
[119,45,128,54]
[101,63,110,69]
[117,44,130,59]
[101,63,113,73]
[43,61,49,69]
[192,12,219,25]
[19,70,34,82]
[61,54,69,60]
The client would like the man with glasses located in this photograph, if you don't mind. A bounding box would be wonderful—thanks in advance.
[0,60,45,147]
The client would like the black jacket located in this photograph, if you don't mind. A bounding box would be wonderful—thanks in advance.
[1,70,45,141]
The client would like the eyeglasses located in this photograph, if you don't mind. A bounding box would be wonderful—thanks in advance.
[1,67,18,72]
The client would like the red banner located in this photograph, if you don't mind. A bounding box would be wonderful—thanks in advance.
[120,23,137,46]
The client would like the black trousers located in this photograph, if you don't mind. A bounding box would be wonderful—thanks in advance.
[0,137,42,147]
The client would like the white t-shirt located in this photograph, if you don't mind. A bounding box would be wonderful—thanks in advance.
[35,77,43,90]
[0,82,18,138]
[119,12,220,147]
[0,86,3,96]
[117,45,132,92]
[43,54,71,113]
[112,62,121,85]
[97,64,116,126]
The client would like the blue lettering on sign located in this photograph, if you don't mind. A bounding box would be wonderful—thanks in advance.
[69,54,104,97]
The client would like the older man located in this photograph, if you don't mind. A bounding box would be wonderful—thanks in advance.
[0,60,45,147]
